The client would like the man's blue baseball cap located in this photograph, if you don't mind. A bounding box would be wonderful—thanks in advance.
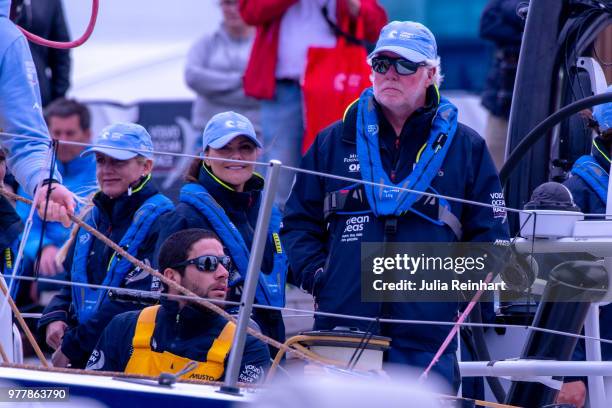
[593,84,612,132]
[368,21,438,63]
[81,123,154,160]
[202,111,261,149]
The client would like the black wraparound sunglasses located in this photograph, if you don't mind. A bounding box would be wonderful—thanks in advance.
[172,255,232,273]
[371,56,427,76]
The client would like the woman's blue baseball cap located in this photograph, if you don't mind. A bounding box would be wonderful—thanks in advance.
[202,111,261,149]
[81,123,154,160]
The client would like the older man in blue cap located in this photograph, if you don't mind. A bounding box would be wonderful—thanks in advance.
[39,122,174,368]
[282,21,509,391]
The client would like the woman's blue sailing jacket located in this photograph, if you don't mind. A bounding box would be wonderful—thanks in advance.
[38,178,172,368]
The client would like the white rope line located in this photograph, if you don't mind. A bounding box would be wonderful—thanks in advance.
[0,130,571,216]
[5,131,612,217]
[4,273,612,347]
[0,131,268,167]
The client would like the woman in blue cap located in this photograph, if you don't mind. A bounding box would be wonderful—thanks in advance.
[557,88,612,408]
[38,122,174,369]
[156,111,287,354]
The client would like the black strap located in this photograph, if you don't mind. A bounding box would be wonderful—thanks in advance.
[321,6,374,50]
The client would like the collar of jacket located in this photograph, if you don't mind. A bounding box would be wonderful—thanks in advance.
[160,297,227,339]
[92,175,159,227]
[592,135,612,172]
[198,164,263,210]
[341,85,440,145]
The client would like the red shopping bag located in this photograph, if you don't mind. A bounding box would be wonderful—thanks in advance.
[302,33,371,154]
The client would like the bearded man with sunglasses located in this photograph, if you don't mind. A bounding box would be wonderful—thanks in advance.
[282,21,509,391]
[87,228,271,383]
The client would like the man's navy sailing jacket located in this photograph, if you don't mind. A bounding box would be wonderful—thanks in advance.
[282,93,510,353]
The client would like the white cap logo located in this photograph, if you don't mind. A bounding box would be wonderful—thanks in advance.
[399,31,416,41]
[225,120,248,130]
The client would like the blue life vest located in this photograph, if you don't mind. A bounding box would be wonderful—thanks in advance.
[571,155,609,204]
[325,89,463,239]
[355,87,458,217]
[3,240,21,299]
[179,183,287,307]
[71,193,174,324]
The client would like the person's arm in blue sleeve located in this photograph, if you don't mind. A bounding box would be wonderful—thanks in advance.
[38,238,76,336]
[461,129,510,243]
[86,312,138,372]
[237,335,271,383]
[280,136,329,294]
[0,33,62,196]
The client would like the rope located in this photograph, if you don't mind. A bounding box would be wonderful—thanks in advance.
[0,130,543,217]
[0,188,326,368]
[17,0,99,49]
[0,338,9,363]
[3,268,612,347]
[420,272,493,380]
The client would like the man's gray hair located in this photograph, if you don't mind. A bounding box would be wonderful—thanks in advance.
[424,57,443,88]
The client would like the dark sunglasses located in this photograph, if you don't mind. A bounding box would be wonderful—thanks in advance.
[371,57,427,76]
[172,255,232,272]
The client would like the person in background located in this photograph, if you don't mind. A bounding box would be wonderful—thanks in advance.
[0,0,74,227]
[155,111,287,356]
[239,0,387,204]
[556,88,612,408]
[10,0,71,107]
[479,0,526,170]
[88,228,271,383]
[282,21,509,391]
[38,123,174,369]
[15,98,97,305]
[185,0,259,135]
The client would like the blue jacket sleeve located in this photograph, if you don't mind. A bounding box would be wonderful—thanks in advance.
[0,29,61,196]
[237,334,271,383]
[460,127,510,244]
[280,135,329,294]
[86,311,138,372]
[38,238,76,332]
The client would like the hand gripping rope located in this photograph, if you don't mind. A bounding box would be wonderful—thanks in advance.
[16,0,99,49]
